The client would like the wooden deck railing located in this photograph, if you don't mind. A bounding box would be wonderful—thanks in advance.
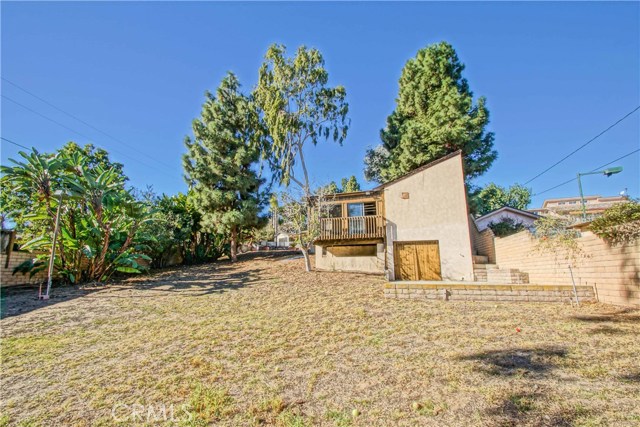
[319,215,384,241]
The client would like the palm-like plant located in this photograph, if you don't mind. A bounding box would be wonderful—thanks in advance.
[2,148,151,283]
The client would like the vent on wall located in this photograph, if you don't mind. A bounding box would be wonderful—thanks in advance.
[401,192,410,199]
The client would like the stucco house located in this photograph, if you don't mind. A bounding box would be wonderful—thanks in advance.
[474,206,540,232]
[315,151,475,281]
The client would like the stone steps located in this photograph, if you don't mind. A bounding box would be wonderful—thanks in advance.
[472,255,489,264]
[384,282,595,303]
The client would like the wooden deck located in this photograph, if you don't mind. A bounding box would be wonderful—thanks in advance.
[318,215,384,241]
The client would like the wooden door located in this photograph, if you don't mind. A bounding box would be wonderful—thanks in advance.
[393,241,442,281]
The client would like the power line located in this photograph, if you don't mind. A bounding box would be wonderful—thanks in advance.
[1,136,30,150]
[2,77,175,170]
[524,106,640,185]
[533,148,640,196]
[2,94,166,173]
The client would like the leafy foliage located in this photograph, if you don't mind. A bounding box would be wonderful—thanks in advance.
[364,41,497,183]
[321,175,361,194]
[589,200,640,245]
[471,183,532,216]
[533,215,582,261]
[1,144,151,283]
[12,258,46,278]
[487,217,527,238]
[278,187,334,272]
[254,44,349,191]
[183,73,266,262]
[138,191,229,267]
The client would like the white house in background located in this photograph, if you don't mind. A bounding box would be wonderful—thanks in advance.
[474,206,540,232]
[276,232,290,248]
[529,195,629,218]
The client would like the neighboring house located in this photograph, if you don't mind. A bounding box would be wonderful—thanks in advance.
[275,232,290,248]
[315,151,475,281]
[474,206,540,232]
[529,195,629,219]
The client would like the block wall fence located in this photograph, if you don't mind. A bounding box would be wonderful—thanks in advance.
[494,230,640,307]
[1,252,49,287]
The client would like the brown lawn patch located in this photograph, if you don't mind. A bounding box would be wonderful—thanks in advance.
[1,252,639,426]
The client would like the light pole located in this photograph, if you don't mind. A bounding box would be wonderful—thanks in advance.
[577,166,623,222]
[40,190,68,300]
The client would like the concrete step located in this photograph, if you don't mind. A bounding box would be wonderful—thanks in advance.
[473,264,498,270]
[472,255,489,264]
[473,267,529,284]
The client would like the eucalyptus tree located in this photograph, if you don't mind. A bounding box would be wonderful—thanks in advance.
[253,44,349,270]
[183,72,265,262]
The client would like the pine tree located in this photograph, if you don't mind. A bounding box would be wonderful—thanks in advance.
[364,42,497,183]
[341,175,361,193]
[183,73,265,262]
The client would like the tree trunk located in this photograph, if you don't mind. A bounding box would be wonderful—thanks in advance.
[230,226,238,262]
[301,246,312,272]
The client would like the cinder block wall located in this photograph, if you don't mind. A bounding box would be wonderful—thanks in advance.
[495,231,640,307]
[1,252,49,287]
[469,225,497,264]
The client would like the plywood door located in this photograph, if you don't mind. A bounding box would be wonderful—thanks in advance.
[393,241,442,281]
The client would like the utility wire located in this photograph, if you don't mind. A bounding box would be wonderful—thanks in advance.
[2,77,175,169]
[1,136,31,150]
[532,148,640,196]
[524,106,640,185]
[2,94,166,173]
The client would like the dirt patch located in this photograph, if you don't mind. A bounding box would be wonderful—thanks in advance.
[1,252,639,426]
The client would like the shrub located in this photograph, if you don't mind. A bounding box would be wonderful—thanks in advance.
[589,201,640,245]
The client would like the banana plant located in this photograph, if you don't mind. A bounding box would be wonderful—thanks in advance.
[3,148,152,283]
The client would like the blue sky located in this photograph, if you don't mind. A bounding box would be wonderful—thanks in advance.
[2,1,638,208]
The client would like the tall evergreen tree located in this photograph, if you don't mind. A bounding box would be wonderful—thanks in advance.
[183,73,265,262]
[364,42,497,183]
[341,175,361,193]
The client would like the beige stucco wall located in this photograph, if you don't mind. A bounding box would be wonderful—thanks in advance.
[384,154,474,281]
[315,244,384,274]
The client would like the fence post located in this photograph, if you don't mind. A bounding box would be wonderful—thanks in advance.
[568,264,580,306]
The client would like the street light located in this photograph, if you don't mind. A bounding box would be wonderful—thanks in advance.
[577,166,623,222]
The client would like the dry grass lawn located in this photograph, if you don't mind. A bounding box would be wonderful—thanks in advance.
[1,251,639,426]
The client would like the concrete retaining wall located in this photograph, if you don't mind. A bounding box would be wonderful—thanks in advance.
[384,282,595,303]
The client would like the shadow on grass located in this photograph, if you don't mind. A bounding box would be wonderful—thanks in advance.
[486,391,587,427]
[0,284,101,319]
[587,325,633,335]
[458,346,567,376]
[1,250,300,318]
[571,308,640,324]
[619,370,640,383]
